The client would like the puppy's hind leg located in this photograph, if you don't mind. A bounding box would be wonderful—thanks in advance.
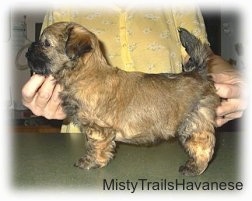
[178,106,216,176]
[74,125,116,170]
[179,130,215,176]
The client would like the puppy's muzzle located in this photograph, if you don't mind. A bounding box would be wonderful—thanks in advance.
[26,42,51,75]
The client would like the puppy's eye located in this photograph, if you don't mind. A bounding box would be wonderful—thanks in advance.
[44,39,51,47]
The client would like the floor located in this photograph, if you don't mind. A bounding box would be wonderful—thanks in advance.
[12,131,242,192]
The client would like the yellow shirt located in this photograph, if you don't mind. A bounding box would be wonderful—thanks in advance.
[41,6,209,133]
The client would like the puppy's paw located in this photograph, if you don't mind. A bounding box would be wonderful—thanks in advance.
[179,160,206,176]
[74,157,101,170]
[179,165,199,176]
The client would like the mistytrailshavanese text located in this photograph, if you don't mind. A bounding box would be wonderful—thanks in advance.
[103,178,243,193]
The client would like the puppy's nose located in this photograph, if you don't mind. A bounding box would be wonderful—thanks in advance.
[28,41,41,50]
[26,42,40,58]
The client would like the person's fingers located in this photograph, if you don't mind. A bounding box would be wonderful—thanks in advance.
[223,111,244,119]
[53,84,66,119]
[54,106,67,120]
[22,74,46,105]
[215,111,243,127]
[216,98,247,117]
[22,74,66,120]
[215,117,229,127]
[35,75,56,109]
[43,84,66,120]
[210,72,242,85]
[214,83,242,99]
[50,84,62,103]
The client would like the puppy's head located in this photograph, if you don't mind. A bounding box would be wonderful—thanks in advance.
[26,22,98,76]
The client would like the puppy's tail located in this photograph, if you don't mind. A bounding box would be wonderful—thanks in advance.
[178,28,212,77]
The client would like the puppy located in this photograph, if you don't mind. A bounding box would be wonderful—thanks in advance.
[26,22,220,176]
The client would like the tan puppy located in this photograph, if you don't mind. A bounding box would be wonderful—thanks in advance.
[26,22,219,176]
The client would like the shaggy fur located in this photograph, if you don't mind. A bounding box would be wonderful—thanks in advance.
[26,22,220,176]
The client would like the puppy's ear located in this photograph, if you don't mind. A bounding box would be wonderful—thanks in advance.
[65,24,93,60]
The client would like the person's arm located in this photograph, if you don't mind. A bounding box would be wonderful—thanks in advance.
[207,54,247,127]
[22,74,66,120]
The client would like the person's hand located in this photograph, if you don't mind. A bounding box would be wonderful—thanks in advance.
[211,71,247,127]
[22,74,66,120]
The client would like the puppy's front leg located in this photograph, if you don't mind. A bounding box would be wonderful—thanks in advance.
[74,126,116,170]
